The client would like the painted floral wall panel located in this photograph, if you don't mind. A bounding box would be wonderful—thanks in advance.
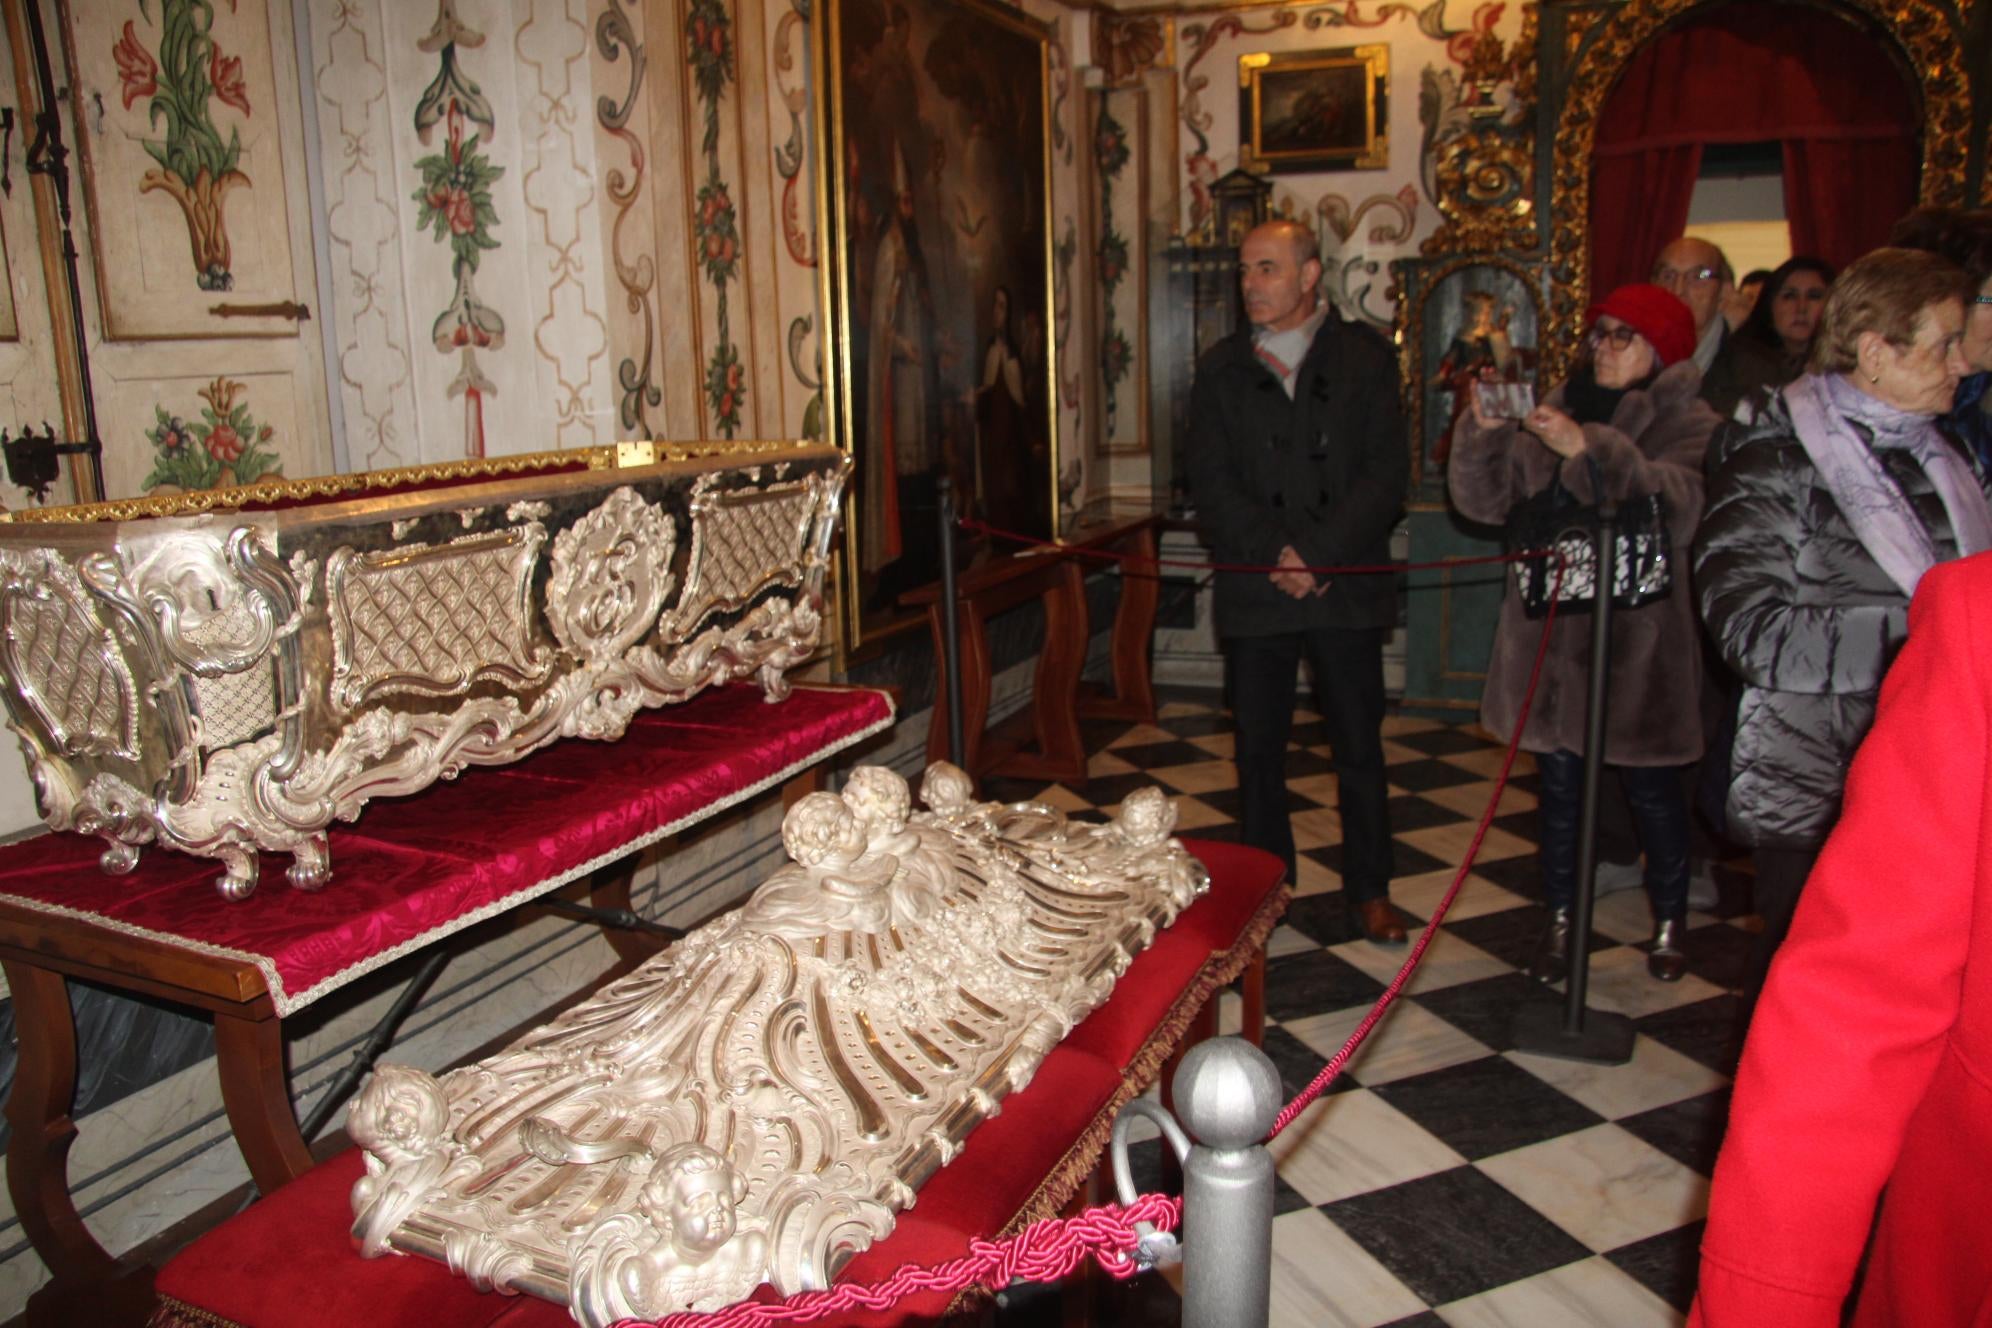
[729,0,785,441]
[311,0,818,459]
[678,0,754,440]
[632,0,703,441]
[62,0,307,339]
[1094,85,1147,457]
[306,0,423,473]
[589,0,673,439]
[99,369,307,496]
[53,0,334,501]
[761,0,821,440]
[381,0,612,460]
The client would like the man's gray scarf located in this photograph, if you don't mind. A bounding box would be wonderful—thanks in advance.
[1252,302,1331,399]
[1784,370,1992,597]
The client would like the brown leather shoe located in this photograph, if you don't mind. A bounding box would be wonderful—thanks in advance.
[1351,898,1409,946]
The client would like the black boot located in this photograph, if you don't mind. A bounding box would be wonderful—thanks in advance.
[1529,908,1572,985]
[1647,917,1688,982]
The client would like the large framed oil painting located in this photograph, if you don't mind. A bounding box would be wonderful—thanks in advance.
[818,0,1056,648]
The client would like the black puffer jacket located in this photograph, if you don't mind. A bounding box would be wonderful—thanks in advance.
[1694,387,1992,847]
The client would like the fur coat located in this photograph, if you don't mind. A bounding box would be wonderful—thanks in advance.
[1447,360,1718,765]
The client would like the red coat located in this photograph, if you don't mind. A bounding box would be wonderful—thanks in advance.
[1691,553,1992,1327]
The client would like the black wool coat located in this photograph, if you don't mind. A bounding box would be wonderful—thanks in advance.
[1183,312,1408,637]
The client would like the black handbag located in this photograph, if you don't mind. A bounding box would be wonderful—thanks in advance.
[1503,455,1672,619]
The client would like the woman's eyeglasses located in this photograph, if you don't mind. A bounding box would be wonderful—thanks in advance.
[1586,324,1641,351]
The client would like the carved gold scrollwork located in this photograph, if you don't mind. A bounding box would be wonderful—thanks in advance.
[1425,130,1538,257]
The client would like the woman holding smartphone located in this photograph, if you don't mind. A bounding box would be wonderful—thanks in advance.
[1448,284,1720,984]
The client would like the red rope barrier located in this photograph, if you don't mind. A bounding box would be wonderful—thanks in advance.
[620,1193,1185,1328]
[1270,558,1564,1135]
[623,544,1568,1325]
[957,515,1540,578]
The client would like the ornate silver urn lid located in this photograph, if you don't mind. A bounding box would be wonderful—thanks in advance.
[348,762,1208,1326]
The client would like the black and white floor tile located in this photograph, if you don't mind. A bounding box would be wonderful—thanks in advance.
[984,691,1760,1328]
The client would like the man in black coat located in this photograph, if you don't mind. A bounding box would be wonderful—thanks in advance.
[1185,219,1409,944]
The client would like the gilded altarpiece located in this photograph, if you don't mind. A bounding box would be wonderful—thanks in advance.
[1394,0,1988,713]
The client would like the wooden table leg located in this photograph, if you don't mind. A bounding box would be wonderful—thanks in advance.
[1240,951,1267,1048]
[1,959,117,1284]
[213,1010,315,1196]
[1078,525,1160,724]
[1026,560,1089,779]
[781,765,826,808]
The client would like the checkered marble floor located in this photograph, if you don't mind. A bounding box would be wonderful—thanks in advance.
[982,691,1759,1328]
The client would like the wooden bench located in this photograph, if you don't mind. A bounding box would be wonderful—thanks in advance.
[0,683,897,1324]
[907,511,1163,785]
[144,840,1287,1328]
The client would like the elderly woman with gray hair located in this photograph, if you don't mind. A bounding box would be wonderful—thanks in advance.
[1695,247,1992,1003]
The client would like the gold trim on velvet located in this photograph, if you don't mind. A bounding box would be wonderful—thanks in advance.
[146,1294,249,1328]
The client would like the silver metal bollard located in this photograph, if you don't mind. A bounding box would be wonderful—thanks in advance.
[1110,1036,1281,1327]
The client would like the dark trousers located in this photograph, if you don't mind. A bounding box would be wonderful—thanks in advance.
[1746,843,1820,999]
[1227,627,1393,902]
[1537,750,1690,922]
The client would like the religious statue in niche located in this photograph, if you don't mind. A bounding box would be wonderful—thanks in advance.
[111,0,253,291]
[1431,290,1522,467]
[1421,265,1539,476]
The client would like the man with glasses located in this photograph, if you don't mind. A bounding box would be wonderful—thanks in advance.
[1652,236,1758,419]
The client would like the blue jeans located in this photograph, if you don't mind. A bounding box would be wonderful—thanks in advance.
[1537,750,1689,922]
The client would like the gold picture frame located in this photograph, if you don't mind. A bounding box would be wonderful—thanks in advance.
[1238,45,1389,175]
[815,0,1059,651]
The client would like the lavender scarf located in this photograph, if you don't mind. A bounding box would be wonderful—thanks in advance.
[1784,371,1992,597]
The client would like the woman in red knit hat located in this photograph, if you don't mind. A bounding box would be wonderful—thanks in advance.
[1448,283,1718,983]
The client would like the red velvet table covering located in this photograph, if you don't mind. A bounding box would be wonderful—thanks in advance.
[0,684,893,1016]
[146,841,1290,1328]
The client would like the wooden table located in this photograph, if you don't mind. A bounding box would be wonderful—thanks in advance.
[910,508,1162,783]
[0,683,893,1318]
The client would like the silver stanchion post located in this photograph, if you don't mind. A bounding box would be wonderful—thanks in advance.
[1110,1037,1280,1328]
[1512,478,1636,1064]
[936,475,965,766]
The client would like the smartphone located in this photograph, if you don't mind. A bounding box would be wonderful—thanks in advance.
[1474,380,1535,421]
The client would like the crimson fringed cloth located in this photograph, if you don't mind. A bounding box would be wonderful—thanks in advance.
[145,840,1290,1328]
[0,684,894,1017]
